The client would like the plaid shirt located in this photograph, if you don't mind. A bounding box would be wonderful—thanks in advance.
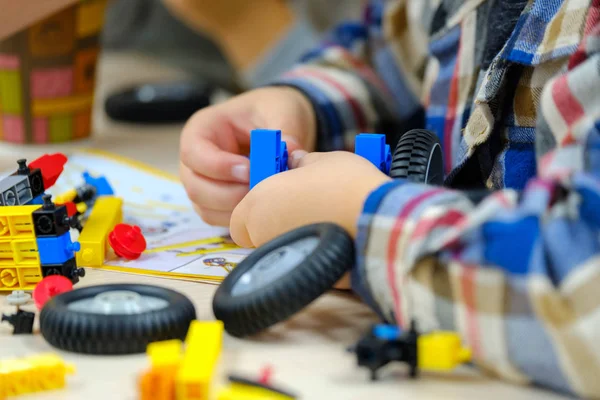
[271,0,600,397]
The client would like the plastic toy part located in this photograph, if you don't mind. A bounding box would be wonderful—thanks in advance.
[13,159,45,200]
[213,223,355,338]
[0,353,75,398]
[33,195,73,237]
[33,275,74,310]
[82,171,114,196]
[76,196,123,266]
[177,320,223,399]
[0,205,44,291]
[217,374,297,400]
[354,133,391,174]
[349,321,471,380]
[249,129,289,189]
[5,290,32,306]
[0,175,33,206]
[36,232,80,265]
[389,129,444,185]
[39,284,196,355]
[138,320,223,400]
[108,223,147,260]
[28,153,68,189]
[42,258,86,284]
[2,309,35,334]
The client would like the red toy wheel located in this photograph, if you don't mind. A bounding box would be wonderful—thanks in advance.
[33,275,73,310]
[109,224,147,260]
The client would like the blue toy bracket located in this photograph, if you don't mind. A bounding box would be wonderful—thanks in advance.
[354,133,391,175]
[249,129,289,189]
[248,130,391,189]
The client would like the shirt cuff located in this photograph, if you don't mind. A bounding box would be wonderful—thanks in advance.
[350,179,406,322]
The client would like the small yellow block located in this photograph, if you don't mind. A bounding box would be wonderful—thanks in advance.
[417,331,471,371]
[176,320,223,400]
[76,196,123,266]
[0,353,75,396]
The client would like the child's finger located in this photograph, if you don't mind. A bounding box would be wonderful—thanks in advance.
[229,200,253,248]
[193,204,232,227]
[180,137,250,183]
[180,164,248,211]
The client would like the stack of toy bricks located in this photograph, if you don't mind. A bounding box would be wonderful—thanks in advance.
[0,160,83,292]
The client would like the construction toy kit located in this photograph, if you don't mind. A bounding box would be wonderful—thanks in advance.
[0,128,473,398]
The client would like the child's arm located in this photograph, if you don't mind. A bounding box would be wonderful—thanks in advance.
[353,36,600,397]
[0,0,79,40]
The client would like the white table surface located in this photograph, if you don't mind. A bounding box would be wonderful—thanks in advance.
[0,51,568,400]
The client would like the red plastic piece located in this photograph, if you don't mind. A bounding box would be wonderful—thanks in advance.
[258,365,273,385]
[108,224,147,260]
[57,201,78,217]
[33,275,73,309]
[29,153,68,189]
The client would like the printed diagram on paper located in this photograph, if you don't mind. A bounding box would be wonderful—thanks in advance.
[47,151,252,281]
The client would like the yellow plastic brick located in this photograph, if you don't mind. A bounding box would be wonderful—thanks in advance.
[76,196,123,266]
[216,383,295,400]
[0,353,75,396]
[54,188,77,204]
[0,205,40,239]
[417,331,471,371]
[147,339,183,368]
[176,321,223,400]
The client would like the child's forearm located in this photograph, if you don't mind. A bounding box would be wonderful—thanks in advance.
[352,176,600,397]
[162,0,295,70]
[0,0,79,40]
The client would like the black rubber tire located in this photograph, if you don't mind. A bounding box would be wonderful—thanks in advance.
[213,223,355,338]
[39,284,196,355]
[389,129,444,185]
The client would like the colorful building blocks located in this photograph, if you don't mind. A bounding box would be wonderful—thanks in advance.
[76,196,123,266]
[0,353,75,398]
[138,320,224,400]
[349,321,471,380]
[249,129,289,190]
[0,155,87,290]
[354,133,391,174]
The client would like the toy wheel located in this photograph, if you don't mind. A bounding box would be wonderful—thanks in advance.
[389,129,444,185]
[213,223,354,337]
[39,284,196,355]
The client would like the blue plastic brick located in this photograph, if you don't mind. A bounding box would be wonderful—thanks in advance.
[83,172,114,196]
[373,324,402,340]
[28,194,45,205]
[249,129,289,189]
[36,232,81,265]
[355,133,391,174]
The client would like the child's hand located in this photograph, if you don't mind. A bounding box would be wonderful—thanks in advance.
[180,87,316,226]
[229,151,392,248]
